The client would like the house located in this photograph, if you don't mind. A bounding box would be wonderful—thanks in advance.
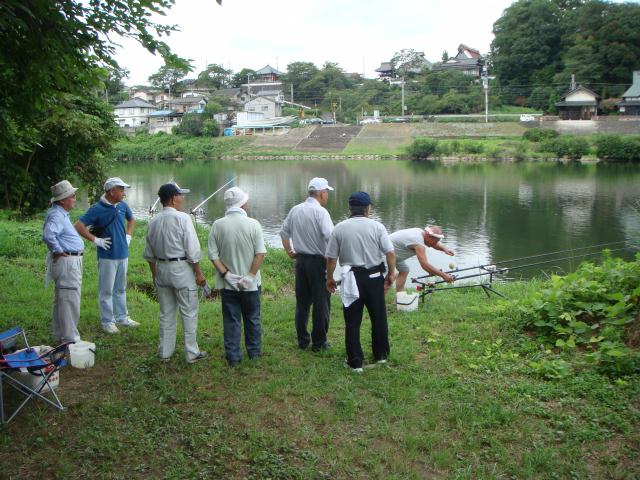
[210,87,248,107]
[617,71,640,116]
[147,110,182,134]
[555,85,599,120]
[431,44,483,77]
[113,98,157,127]
[160,96,208,114]
[244,95,282,119]
[375,61,395,79]
[255,65,283,82]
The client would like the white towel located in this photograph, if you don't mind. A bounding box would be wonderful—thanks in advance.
[339,268,360,307]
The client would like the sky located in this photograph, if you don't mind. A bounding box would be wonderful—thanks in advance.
[114,0,516,86]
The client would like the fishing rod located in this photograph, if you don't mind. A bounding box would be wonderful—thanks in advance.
[190,176,237,215]
[414,240,629,280]
[413,245,633,288]
[148,178,174,215]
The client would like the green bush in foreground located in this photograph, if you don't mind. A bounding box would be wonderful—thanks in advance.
[523,127,559,142]
[406,137,438,160]
[519,253,640,377]
[594,134,640,162]
[539,135,590,160]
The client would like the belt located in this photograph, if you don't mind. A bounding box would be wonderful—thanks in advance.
[63,252,83,256]
[296,253,326,259]
[351,263,386,274]
[157,257,188,262]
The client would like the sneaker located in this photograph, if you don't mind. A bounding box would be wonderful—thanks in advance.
[343,360,364,373]
[102,323,119,334]
[312,342,331,353]
[118,317,140,328]
[228,360,241,367]
[159,356,171,362]
[187,351,208,364]
[376,359,388,365]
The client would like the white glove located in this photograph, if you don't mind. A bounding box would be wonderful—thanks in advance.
[238,273,256,290]
[224,272,243,291]
[126,234,132,246]
[93,237,112,250]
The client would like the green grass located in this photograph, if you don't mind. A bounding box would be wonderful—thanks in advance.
[1,214,638,478]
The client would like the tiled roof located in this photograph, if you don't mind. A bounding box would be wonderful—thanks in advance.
[114,99,156,109]
[622,72,640,98]
[559,86,599,101]
[256,65,283,75]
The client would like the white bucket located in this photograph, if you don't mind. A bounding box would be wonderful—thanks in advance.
[68,341,96,369]
[396,291,419,312]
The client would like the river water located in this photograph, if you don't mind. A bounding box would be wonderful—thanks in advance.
[113,159,640,280]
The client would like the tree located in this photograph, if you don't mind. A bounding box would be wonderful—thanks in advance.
[281,61,320,102]
[0,0,221,212]
[149,63,193,94]
[442,51,449,62]
[230,68,256,88]
[197,64,232,90]
[173,113,219,137]
[391,49,428,78]
[103,66,130,99]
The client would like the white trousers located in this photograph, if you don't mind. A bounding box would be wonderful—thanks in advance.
[51,256,83,343]
[98,258,129,326]
[155,261,200,361]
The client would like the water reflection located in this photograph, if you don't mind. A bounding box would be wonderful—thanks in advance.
[115,160,640,280]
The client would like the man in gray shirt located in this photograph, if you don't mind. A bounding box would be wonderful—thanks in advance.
[280,177,334,352]
[143,183,208,364]
[326,192,396,373]
[390,225,454,291]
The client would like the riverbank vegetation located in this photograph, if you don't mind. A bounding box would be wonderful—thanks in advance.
[1,215,638,478]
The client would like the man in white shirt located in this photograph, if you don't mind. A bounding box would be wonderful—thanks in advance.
[143,183,208,364]
[390,225,455,291]
[280,177,334,352]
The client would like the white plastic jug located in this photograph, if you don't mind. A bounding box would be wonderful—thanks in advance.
[68,341,96,369]
[396,291,419,312]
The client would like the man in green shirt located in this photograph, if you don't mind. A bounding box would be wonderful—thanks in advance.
[208,187,266,366]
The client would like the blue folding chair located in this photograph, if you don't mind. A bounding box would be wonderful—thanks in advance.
[0,327,71,424]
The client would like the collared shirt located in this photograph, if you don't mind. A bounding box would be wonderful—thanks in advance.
[280,197,333,256]
[325,217,394,269]
[42,204,85,254]
[208,209,266,291]
[79,196,133,260]
[390,228,425,263]
[143,207,202,263]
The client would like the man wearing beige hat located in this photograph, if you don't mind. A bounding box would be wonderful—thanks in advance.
[280,177,334,352]
[75,177,138,334]
[42,180,85,343]
[208,187,266,366]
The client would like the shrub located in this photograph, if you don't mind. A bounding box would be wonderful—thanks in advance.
[523,128,559,142]
[435,141,451,156]
[486,146,504,160]
[540,136,590,160]
[519,253,640,377]
[406,137,438,160]
[513,142,529,161]
[460,141,484,154]
[594,134,640,162]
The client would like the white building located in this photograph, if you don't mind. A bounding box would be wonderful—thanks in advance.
[244,95,282,119]
[113,99,157,127]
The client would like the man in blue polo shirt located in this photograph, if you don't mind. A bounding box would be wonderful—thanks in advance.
[75,177,138,334]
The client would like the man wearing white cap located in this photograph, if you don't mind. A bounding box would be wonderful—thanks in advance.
[143,183,208,364]
[280,177,334,351]
[390,225,455,292]
[42,180,85,343]
[75,177,138,334]
[208,186,266,366]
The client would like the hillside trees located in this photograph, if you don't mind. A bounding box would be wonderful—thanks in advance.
[196,63,232,90]
[0,0,220,212]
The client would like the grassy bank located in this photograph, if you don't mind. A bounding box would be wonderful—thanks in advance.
[1,215,638,479]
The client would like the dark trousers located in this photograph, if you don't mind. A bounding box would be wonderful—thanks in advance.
[220,288,262,363]
[295,255,331,348]
[343,270,389,369]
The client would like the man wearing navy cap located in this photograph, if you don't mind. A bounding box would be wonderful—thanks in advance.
[143,183,208,364]
[75,177,138,334]
[325,191,396,373]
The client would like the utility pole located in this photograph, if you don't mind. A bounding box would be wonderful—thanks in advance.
[291,83,294,103]
[401,76,406,117]
[247,74,251,97]
[482,67,489,124]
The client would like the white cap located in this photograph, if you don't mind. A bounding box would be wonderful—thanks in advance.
[224,186,249,209]
[308,177,334,191]
[104,177,130,191]
[424,225,444,239]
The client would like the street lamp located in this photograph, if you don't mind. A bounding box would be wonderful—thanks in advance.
[482,66,489,124]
